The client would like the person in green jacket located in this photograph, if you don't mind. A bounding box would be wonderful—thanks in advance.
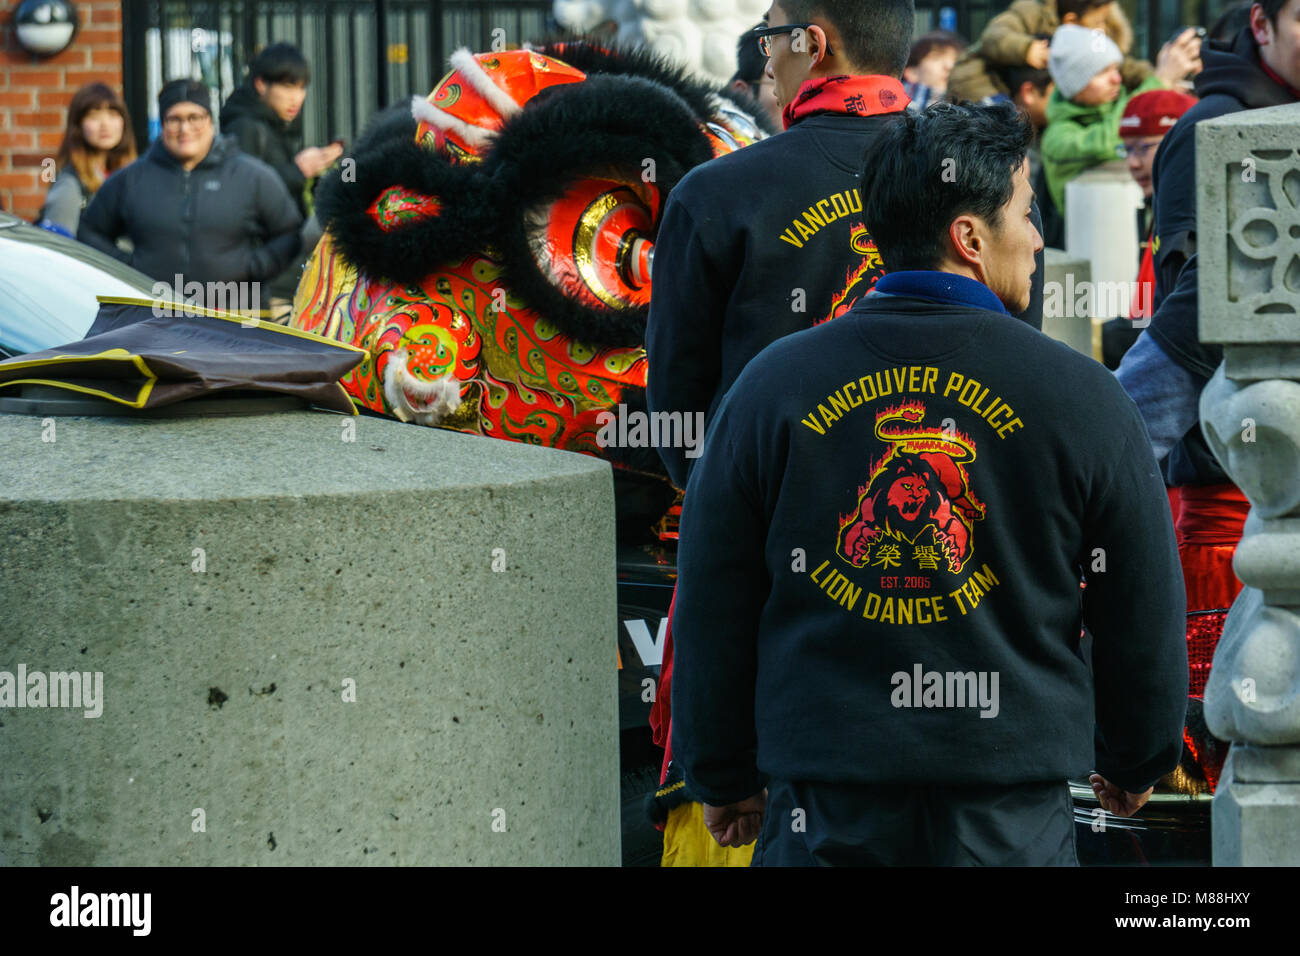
[1040,24,1167,213]
[947,0,1200,104]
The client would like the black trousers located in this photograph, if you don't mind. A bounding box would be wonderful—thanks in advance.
[751,778,1078,866]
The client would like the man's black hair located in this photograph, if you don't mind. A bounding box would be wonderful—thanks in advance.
[906,29,967,68]
[1057,0,1112,20]
[1208,1,1253,43]
[1257,0,1290,27]
[776,0,915,75]
[733,22,767,85]
[1000,64,1053,98]
[249,42,311,86]
[859,101,1034,272]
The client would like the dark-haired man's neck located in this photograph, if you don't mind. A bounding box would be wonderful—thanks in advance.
[873,268,1009,314]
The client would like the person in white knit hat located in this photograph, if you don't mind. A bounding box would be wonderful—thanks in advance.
[1040,23,1168,213]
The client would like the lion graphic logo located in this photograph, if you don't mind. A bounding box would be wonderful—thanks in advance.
[819,223,884,325]
[838,402,985,574]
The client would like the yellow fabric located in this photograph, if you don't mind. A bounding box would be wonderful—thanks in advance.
[660,801,755,868]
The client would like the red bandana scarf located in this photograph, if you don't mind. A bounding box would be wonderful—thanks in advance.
[782,74,910,130]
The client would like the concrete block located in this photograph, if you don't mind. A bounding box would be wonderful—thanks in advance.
[1042,248,1095,357]
[1214,746,1300,865]
[1064,161,1144,320]
[1195,102,1300,346]
[0,411,619,866]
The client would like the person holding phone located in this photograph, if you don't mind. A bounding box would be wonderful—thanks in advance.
[222,42,343,312]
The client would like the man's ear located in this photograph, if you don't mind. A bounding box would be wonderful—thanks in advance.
[1250,5,1274,46]
[903,65,919,84]
[948,215,982,267]
[805,23,831,62]
[253,76,267,98]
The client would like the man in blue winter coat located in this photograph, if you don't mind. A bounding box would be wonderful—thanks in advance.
[79,80,302,301]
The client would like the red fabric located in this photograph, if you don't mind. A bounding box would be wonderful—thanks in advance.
[649,585,677,786]
[1131,228,1156,319]
[782,74,908,130]
[1167,485,1182,529]
[1176,483,1249,613]
[1119,89,1197,138]
[1258,57,1300,103]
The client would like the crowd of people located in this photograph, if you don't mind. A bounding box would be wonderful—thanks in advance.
[10,0,1298,867]
[32,42,341,318]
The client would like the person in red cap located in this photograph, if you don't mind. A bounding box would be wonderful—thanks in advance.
[1099,88,1198,370]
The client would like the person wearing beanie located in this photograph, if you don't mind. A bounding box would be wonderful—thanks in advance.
[78,77,303,302]
[945,0,1200,104]
[1099,88,1199,368]
[1039,24,1166,214]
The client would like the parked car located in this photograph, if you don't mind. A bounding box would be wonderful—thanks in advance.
[0,212,160,358]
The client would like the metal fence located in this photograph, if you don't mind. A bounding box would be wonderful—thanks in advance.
[122,0,555,150]
[123,0,1238,150]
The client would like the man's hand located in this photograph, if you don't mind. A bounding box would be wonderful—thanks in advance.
[294,143,345,178]
[702,791,767,848]
[1089,773,1153,817]
[1025,38,1050,70]
[1155,28,1203,90]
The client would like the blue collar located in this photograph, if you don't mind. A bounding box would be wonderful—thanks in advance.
[872,270,1009,315]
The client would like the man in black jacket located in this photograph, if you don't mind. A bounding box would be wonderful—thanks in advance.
[220,43,342,221]
[644,0,1045,866]
[1115,2,1299,656]
[219,44,341,307]
[672,102,1187,865]
[647,0,1045,493]
[1118,0,1300,482]
[79,80,302,304]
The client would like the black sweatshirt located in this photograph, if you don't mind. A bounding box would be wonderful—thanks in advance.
[78,136,302,286]
[671,273,1187,804]
[646,112,1047,490]
[1148,27,1297,485]
[221,84,308,217]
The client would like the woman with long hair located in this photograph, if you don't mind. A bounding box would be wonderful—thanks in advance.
[38,83,137,237]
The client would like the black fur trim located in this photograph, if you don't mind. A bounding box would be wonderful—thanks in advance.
[484,75,713,348]
[349,100,419,158]
[537,36,781,138]
[535,38,728,127]
[314,132,499,287]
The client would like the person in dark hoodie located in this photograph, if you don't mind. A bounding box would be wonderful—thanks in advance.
[1116,0,1300,717]
[671,101,1187,865]
[78,80,302,301]
[644,0,1046,867]
[221,43,342,308]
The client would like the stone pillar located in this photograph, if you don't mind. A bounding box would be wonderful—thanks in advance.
[0,411,619,866]
[1195,102,1300,866]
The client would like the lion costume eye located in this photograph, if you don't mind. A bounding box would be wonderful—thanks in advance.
[524,175,659,313]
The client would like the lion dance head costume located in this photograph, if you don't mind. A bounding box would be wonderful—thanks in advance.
[291,41,773,534]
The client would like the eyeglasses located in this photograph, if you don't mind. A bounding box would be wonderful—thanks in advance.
[753,23,833,58]
[1122,140,1161,159]
[162,112,211,131]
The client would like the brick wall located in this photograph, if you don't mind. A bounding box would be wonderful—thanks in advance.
[0,1,123,220]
